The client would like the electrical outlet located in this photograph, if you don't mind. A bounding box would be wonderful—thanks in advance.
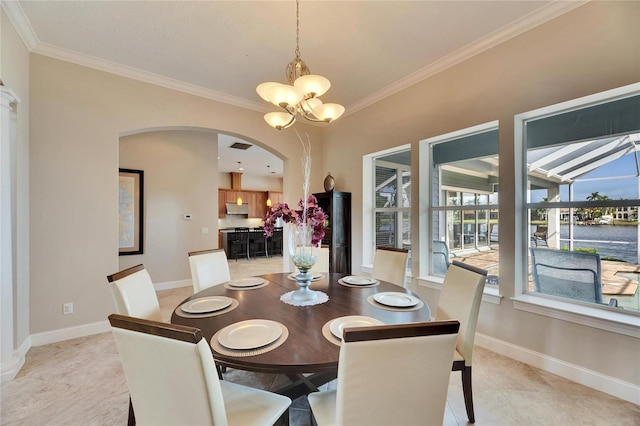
[63,302,73,315]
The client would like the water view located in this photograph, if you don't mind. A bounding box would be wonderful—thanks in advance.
[557,224,638,263]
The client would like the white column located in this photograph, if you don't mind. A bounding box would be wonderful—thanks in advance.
[0,87,22,382]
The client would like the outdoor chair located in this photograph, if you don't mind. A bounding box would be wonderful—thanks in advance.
[432,240,451,275]
[436,260,487,423]
[308,321,460,426]
[188,248,231,293]
[531,225,548,247]
[371,247,409,287]
[530,247,618,306]
[109,314,291,426]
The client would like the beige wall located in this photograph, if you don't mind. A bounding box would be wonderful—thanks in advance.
[1,9,30,350]
[29,54,323,334]
[119,130,221,282]
[323,1,640,386]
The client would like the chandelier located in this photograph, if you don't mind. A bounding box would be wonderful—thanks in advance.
[256,0,345,130]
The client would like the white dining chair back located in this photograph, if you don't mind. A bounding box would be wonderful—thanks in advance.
[308,321,459,426]
[291,245,330,274]
[109,314,291,426]
[188,248,231,293]
[371,247,409,286]
[435,260,487,423]
[106,264,162,323]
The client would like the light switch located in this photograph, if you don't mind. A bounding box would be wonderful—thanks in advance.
[184,214,192,220]
[201,227,209,234]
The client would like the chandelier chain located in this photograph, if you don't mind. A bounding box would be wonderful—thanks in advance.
[294,0,301,59]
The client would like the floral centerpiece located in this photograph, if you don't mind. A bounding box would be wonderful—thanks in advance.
[263,132,327,302]
[262,195,327,246]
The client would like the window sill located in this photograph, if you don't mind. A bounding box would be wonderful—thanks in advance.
[416,276,503,305]
[512,294,640,338]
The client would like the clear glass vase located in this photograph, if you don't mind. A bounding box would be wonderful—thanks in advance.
[289,223,319,302]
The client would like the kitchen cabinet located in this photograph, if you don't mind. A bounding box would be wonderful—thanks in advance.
[218,189,271,219]
[313,191,351,274]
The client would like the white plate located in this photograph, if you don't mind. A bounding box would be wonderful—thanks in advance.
[329,316,385,339]
[181,296,233,314]
[228,277,265,288]
[343,275,377,285]
[288,272,323,280]
[218,319,283,350]
[373,292,420,308]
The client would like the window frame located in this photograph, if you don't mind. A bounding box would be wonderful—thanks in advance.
[422,120,500,280]
[514,83,640,332]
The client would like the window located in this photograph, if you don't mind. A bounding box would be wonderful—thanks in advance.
[426,122,499,282]
[520,85,640,313]
[373,151,411,257]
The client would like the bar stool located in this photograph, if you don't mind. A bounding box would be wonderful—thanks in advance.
[229,227,250,261]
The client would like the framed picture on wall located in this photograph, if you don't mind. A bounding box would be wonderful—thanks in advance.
[118,168,144,255]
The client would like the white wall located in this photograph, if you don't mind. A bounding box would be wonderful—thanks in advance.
[323,1,640,388]
[28,54,324,335]
[1,8,30,369]
[119,130,220,283]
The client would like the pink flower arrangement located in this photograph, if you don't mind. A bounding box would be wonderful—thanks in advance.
[263,195,327,246]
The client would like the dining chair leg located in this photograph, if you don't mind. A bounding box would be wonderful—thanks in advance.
[461,365,475,423]
[127,396,136,426]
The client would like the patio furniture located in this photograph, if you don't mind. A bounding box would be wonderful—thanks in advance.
[109,314,291,426]
[531,225,548,247]
[188,248,231,293]
[530,248,618,306]
[307,321,460,426]
[432,240,451,275]
[372,247,409,287]
[435,260,487,423]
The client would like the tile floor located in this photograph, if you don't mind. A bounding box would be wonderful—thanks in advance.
[1,256,639,425]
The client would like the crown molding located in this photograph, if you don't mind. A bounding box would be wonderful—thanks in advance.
[1,0,38,50]
[31,42,269,112]
[345,0,589,116]
[4,0,587,117]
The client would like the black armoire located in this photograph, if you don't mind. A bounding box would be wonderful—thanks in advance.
[313,191,351,274]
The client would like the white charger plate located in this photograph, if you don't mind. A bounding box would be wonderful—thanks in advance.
[288,272,323,280]
[181,296,233,314]
[329,315,385,339]
[228,277,265,288]
[218,319,282,350]
[373,292,420,308]
[343,275,377,286]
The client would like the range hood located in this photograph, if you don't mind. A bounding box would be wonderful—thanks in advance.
[226,202,249,215]
[225,171,250,214]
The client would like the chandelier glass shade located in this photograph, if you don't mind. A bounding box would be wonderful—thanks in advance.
[256,0,345,130]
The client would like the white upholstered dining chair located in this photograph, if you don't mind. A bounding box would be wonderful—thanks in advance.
[109,314,291,426]
[106,264,162,322]
[188,248,232,293]
[371,247,409,286]
[436,260,487,423]
[308,321,460,426]
[291,245,330,275]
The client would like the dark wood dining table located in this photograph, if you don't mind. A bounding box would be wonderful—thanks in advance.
[171,272,431,398]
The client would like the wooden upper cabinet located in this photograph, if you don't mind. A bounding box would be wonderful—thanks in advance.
[219,189,272,218]
[218,189,227,218]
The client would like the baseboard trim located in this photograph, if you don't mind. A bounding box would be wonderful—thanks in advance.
[30,320,111,347]
[26,280,188,349]
[154,278,191,291]
[475,332,640,405]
